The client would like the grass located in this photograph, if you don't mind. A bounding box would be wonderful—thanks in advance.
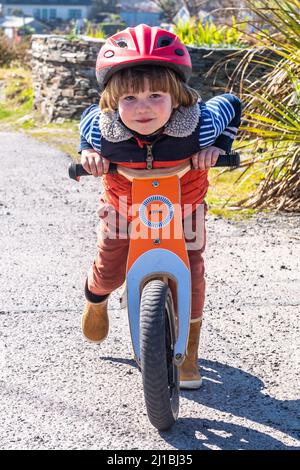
[207,164,265,219]
[28,121,80,160]
[0,105,12,119]
[0,66,263,220]
[0,67,80,159]
[0,66,34,128]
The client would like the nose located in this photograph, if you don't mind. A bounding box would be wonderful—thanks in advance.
[135,99,150,114]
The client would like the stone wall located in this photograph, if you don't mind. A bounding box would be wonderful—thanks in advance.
[31,34,277,122]
[31,35,102,122]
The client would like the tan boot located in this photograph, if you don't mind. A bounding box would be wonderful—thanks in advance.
[179,319,202,389]
[81,299,109,344]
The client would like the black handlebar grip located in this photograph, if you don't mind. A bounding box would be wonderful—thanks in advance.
[68,163,88,180]
[214,152,240,167]
[68,163,118,180]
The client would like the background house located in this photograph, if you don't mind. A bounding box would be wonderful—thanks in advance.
[1,0,93,21]
[119,1,161,27]
[1,1,164,26]
[0,14,49,39]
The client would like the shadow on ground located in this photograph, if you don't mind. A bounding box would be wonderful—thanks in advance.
[102,356,300,449]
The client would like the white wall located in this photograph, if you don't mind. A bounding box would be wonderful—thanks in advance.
[3,4,91,20]
[4,27,14,38]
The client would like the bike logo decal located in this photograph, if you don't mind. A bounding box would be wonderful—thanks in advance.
[139,195,174,228]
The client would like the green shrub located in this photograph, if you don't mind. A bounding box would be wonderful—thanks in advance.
[0,34,31,67]
[85,21,106,39]
[238,0,300,212]
[0,34,16,66]
[13,39,31,66]
[98,22,125,36]
[173,17,248,49]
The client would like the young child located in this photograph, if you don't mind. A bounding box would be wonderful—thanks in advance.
[79,24,242,390]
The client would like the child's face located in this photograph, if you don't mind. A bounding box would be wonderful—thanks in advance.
[118,79,174,135]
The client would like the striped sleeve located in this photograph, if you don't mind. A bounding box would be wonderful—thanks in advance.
[79,104,102,153]
[199,94,242,152]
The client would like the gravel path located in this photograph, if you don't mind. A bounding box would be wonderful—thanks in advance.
[0,131,299,450]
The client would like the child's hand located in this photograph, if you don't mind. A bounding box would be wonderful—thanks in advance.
[192,146,226,170]
[81,149,110,177]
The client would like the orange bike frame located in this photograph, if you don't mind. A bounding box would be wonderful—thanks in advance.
[125,171,191,366]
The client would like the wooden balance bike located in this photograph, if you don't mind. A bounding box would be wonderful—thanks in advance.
[69,153,239,431]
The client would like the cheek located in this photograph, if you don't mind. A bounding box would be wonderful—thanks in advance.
[118,102,125,114]
[160,98,173,115]
[118,103,131,121]
[160,104,173,120]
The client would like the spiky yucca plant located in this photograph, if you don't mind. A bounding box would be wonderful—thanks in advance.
[238,0,300,212]
[174,17,248,49]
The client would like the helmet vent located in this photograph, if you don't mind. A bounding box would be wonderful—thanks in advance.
[116,39,128,48]
[156,36,173,48]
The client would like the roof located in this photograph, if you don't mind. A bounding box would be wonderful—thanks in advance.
[3,1,92,5]
[0,14,45,27]
[121,2,160,13]
[0,14,33,27]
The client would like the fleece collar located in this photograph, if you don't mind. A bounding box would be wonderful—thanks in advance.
[99,102,201,143]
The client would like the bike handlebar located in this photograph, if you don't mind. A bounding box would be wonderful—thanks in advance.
[69,152,240,181]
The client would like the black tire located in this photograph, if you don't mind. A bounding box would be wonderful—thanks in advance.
[140,280,179,431]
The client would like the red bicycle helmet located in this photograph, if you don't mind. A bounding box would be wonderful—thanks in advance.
[95,24,192,89]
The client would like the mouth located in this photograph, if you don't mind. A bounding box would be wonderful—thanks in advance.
[136,119,153,123]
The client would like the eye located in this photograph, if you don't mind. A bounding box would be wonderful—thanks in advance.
[150,93,162,98]
[122,95,135,101]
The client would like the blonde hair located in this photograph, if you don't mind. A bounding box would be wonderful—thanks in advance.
[100,65,199,112]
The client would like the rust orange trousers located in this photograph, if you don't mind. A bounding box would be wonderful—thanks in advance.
[87,204,206,320]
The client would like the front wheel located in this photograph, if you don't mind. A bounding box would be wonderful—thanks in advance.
[140,280,179,431]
